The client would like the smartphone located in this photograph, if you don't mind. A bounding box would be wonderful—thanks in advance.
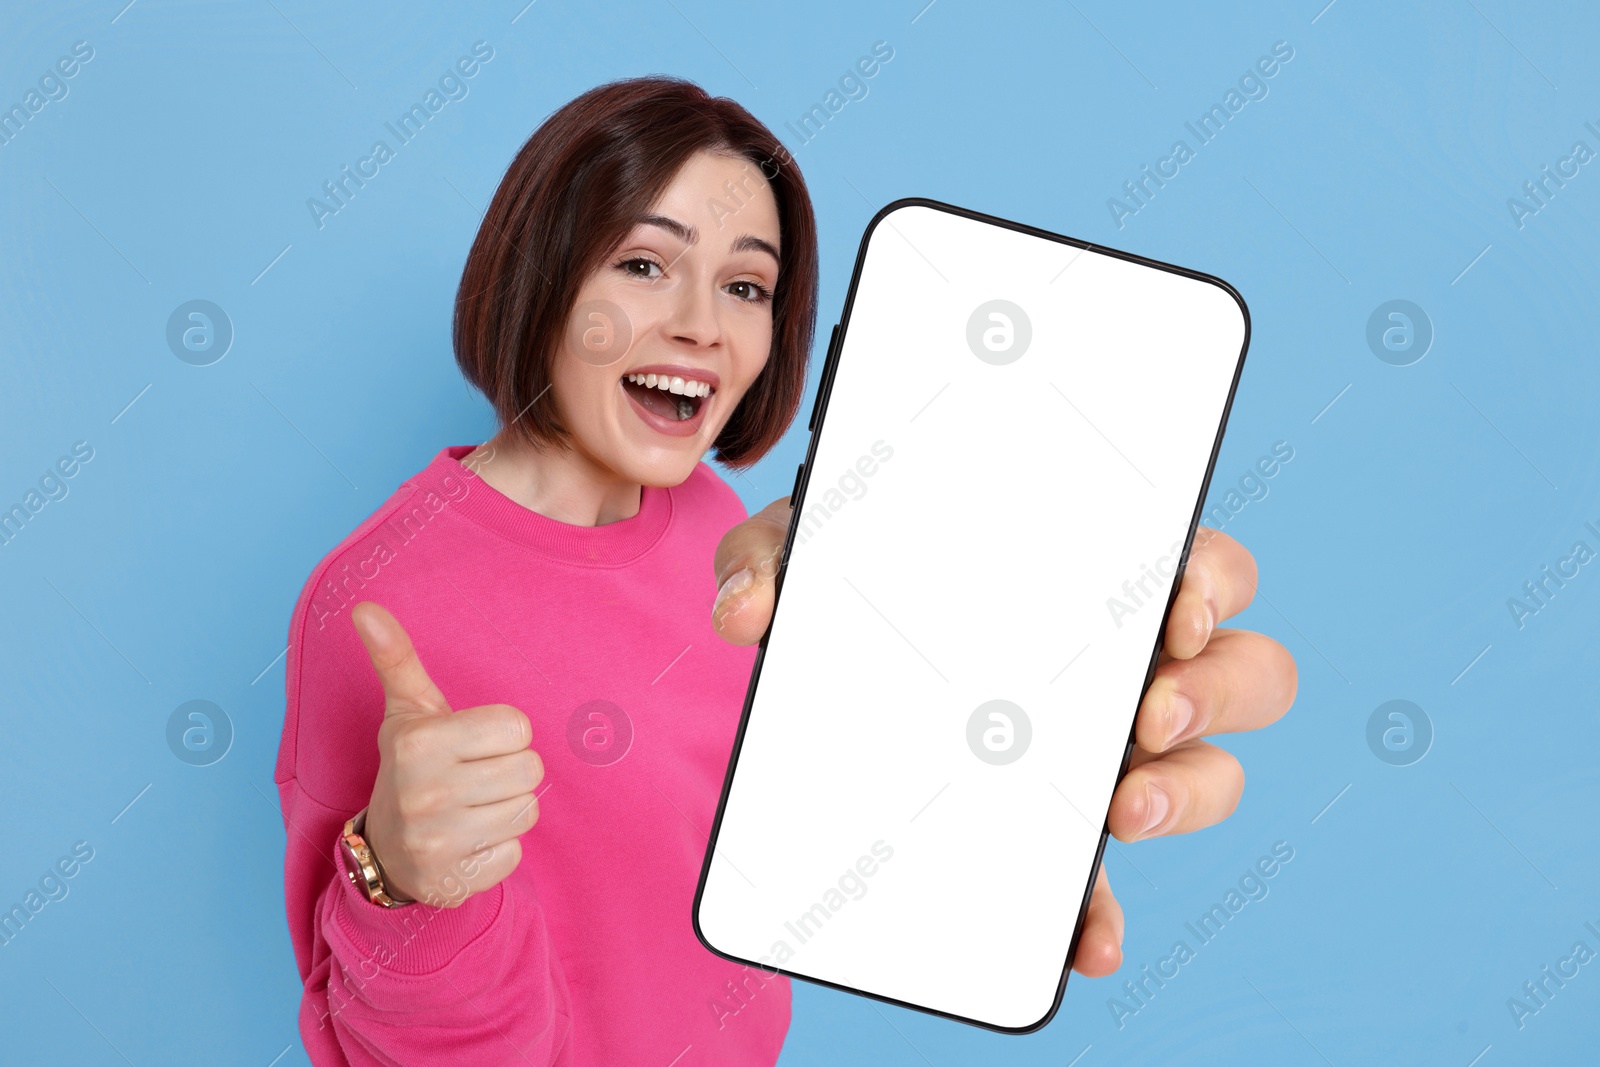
[694,198,1250,1033]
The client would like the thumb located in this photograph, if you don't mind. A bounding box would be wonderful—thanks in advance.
[352,602,453,717]
[711,496,789,646]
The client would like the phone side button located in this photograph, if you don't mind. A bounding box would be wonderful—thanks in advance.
[789,463,806,508]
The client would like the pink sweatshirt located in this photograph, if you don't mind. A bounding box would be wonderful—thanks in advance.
[273,445,790,1065]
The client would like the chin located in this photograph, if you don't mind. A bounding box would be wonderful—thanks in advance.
[612,446,707,490]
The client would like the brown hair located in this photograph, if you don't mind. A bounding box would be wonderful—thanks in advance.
[452,75,818,469]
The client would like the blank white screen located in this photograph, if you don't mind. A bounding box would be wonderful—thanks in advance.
[697,203,1247,1031]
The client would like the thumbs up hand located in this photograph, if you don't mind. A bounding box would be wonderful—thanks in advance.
[351,602,544,908]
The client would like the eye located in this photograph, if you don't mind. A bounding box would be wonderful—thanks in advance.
[726,279,774,304]
[614,255,663,280]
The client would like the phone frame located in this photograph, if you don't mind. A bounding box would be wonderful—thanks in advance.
[693,196,1252,1034]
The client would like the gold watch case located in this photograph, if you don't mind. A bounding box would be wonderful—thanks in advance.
[339,808,415,908]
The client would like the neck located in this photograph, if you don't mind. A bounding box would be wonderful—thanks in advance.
[466,431,642,527]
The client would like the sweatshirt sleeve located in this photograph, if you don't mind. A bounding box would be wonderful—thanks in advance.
[274,539,572,1066]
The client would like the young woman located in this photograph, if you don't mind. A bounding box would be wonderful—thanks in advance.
[274,76,1295,1066]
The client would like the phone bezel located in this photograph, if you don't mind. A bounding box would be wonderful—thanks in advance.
[692,196,1252,1035]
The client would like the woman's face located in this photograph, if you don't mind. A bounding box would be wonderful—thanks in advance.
[549,148,782,488]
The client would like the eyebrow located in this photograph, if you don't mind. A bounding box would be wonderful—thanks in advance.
[639,213,780,267]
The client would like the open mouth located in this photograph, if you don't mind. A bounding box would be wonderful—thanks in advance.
[621,372,716,422]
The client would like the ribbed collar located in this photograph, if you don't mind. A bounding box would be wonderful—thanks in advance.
[407,445,673,566]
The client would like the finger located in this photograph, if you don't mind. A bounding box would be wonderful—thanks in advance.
[453,747,546,807]
[444,703,535,762]
[711,496,791,646]
[1135,628,1298,753]
[424,837,522,909]
[462,790,541,848]
[1164,527,1259,660]
[1072,865,1124,977]
[1109,739,1245,843]
[352,602,453,717]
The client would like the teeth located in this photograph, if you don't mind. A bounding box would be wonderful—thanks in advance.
[625,373,714,397]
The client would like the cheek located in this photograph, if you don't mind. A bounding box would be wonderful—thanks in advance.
[731,319,775,392]
[549,349,620,425]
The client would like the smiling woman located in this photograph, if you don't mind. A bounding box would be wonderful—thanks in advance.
[274,75,819,1067]
[452,94,816,507]
[488,148,793,480]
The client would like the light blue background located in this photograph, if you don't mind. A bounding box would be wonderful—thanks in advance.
[2,1,1595,1063]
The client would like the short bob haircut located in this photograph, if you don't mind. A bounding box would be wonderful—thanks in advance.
[453,76,819,470]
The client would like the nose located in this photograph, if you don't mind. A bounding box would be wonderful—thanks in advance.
[665,273,723,350]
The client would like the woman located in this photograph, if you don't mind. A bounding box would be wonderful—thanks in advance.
[273,75,1295,1066]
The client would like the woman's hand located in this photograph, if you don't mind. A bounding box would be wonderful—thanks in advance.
[350,602,546,908]
[711,501,1297,977]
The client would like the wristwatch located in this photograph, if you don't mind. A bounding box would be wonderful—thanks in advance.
[339,807,415,908]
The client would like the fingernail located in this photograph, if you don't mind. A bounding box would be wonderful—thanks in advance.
[1166,690,1195,748]
[712,567,755,625]
[1139,783,1171,838]
[1202,595,1217,641]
